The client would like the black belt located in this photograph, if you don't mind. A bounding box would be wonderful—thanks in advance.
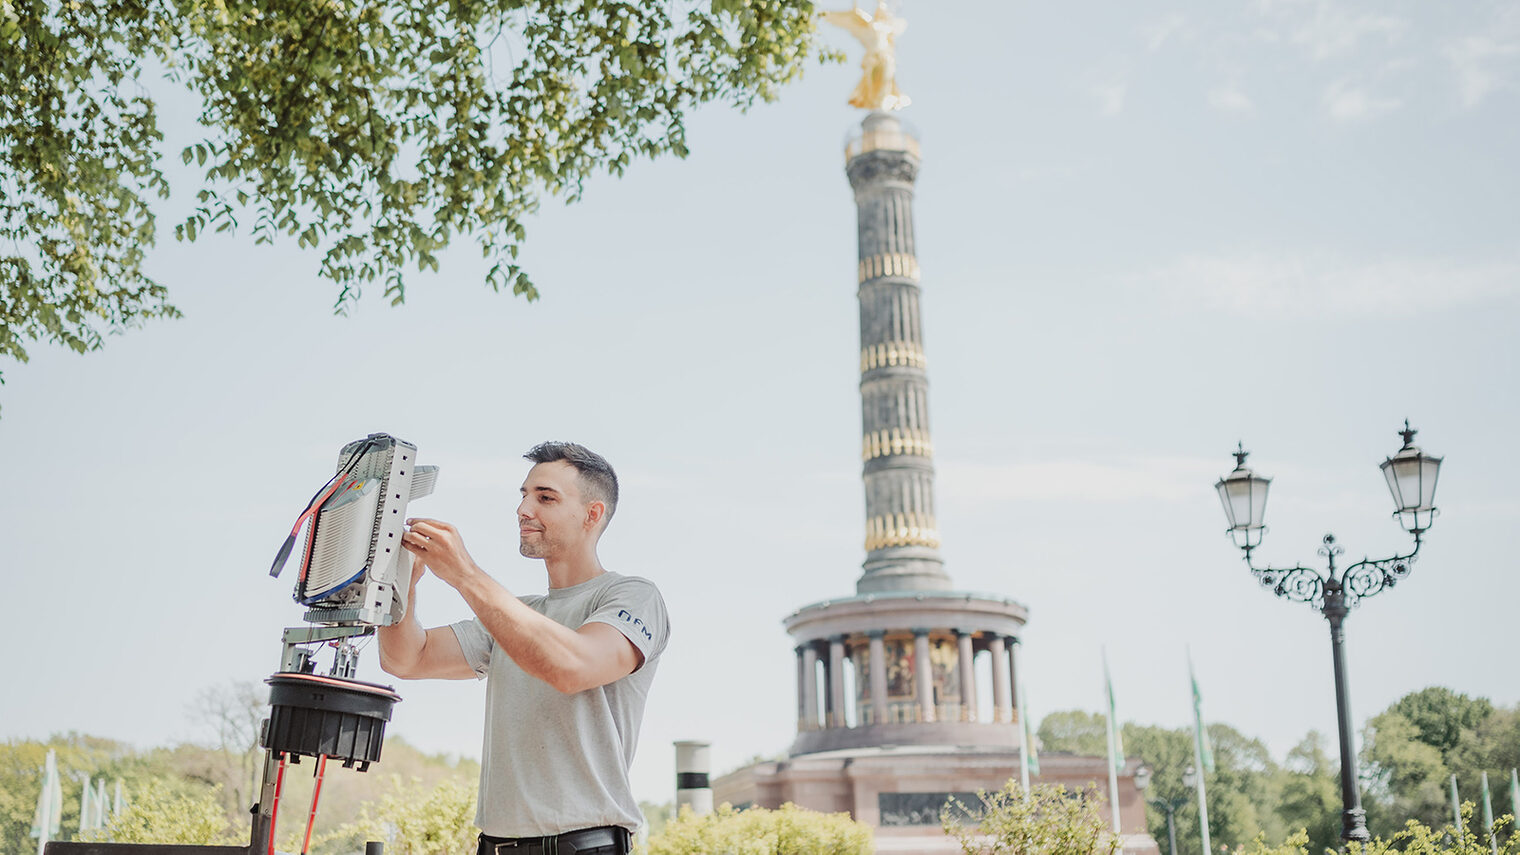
[478,826,630,855]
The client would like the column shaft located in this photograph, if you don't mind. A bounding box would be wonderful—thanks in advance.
[828,637,847,728]
[848,113,948,595]
[957,631,977,722]
[801,645,819,731]
[914,630,935,723]
[795,647,808,727]
[869,633,888,726]
[1008,637,1020,724]
[988,636,1011,723]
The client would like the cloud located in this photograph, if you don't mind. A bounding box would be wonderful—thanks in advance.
[1142,14,1188,52]
[1207,84,1256,114]
[1090,78,1129,117]
[940,456,1225,505]
[1322,78,1401,120]
[1138,252,1520,318]
[1287,2,1406,60]
[1445,15,1520,109]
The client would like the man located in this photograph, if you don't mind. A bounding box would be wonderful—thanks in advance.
[378,441,669,855]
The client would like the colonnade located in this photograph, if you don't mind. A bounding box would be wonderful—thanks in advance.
[795,630,1020,731]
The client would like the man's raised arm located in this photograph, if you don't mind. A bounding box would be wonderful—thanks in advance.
[377,558,477,681]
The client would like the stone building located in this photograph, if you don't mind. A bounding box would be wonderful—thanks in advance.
[709,110,1158,855]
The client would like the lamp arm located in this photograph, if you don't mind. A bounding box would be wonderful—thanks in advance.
[1338,532,1422,605]
[1241,552,1326,605]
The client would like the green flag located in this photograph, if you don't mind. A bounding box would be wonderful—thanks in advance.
[1189,656,1215,774]
[1452,774,1464,837]
[1481,771,1496,852]
[1104,656,1123,773]
[1510,769,1519,829]
[1102,651,1123,834]
[29,748,62,852]
[1018,673,1040,776]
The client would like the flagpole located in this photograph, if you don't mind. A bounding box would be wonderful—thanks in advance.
[1188,653,1213,855]
[1015,641,1031,801]
[1104,650,1122,835]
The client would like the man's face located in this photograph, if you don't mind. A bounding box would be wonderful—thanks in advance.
[517,461,599,559]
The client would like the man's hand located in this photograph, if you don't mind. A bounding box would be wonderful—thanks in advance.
[401,518,479,589]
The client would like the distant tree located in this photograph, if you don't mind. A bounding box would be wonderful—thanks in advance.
[646,802,872,855]
[1037,710,1109,758]
[81,777,239,845]
[1385,689,1494,756]
[187,679,267,818]
[0,733,169,851]
[1361,687,1513,837]
[1273,732,1340,855]
[1121,724,1197,855]
[322,775,477,855]
[1,0,834,388]
[1228,810,1520,855]
[941,781,1118,855]
[639,799,676,842]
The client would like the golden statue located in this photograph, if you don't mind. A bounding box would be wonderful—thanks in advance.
[821,1,910,111]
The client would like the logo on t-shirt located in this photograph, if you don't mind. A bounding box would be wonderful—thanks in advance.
[617,609,654,643]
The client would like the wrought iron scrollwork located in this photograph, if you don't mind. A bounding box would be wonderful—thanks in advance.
[1341,552,1417,605]
[1252,565,1323,605]
[1241,532,1421,611]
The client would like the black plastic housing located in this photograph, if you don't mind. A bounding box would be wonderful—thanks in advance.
[263,673,400,769]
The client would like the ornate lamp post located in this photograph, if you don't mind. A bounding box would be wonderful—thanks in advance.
[1137,765,1196,855]
[1214,422,1443,847]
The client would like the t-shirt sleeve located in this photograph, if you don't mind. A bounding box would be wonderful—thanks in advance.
[583,576,670,669]
[450,617,493,679]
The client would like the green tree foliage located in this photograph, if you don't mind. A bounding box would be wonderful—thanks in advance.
[640,799,677,842]
[941,781,1118,855]
[0,731,479,855]
[1361,687,1519,837]
[645,802,873,855]
[0,0,834,382]
[81,777,241,845]
[0,732,176,852]
[1037,709,1109,758]
[1227,810,1519,855]
[1274,733,1340,855]
[321,775,478,855]
[1038,713,1337,855]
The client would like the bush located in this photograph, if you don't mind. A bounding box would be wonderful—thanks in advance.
[942,781,1119,855]
[81,778,240,845]
[1224,807,1518,855]
[645,803,873,855]
[320,776,477,855]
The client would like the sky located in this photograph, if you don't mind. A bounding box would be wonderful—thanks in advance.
[4,0,1519,812]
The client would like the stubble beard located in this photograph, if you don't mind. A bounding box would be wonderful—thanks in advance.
[519,533,549,559]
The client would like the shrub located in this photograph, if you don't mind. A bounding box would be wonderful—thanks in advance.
[942,781,1119,855]
[81,778,240,845]
[645,803,872,855]
[321,776,477,855]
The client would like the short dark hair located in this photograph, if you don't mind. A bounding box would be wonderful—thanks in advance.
[524,441,619,522]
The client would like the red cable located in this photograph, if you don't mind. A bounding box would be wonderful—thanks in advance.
[301,755,328,855]
[268,755,287,855]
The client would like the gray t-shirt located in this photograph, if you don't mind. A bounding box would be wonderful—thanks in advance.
[451,571,669,837]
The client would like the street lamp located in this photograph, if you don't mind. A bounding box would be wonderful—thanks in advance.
[1213,422,1443,847]
[1138,765,1196,855]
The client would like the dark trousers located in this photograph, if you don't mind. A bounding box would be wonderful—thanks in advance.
[477,826,631,855]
